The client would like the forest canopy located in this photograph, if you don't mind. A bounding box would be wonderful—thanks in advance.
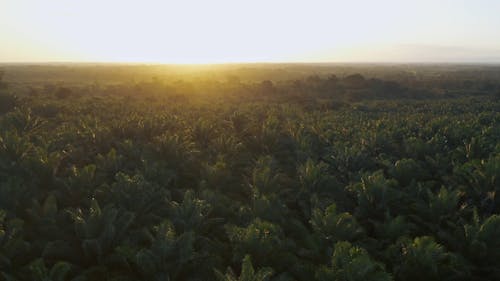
[0,64,499,281]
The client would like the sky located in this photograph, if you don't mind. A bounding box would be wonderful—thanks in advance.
[1,0,500,63]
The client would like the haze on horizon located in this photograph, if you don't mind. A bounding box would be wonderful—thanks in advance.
[1,0,500,64]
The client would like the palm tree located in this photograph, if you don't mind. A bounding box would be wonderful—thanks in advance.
[316,241,393,281]
[215,255,273,281]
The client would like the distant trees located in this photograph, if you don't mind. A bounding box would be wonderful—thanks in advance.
[0,70,6,89]
[343,73,366,88]
[286,73,415,101]
[0,71,17,114]
[226,75,241,85]
[55,87,72,99]
[260,80,276,95]
[0,94,17,114]
[262,73,418,101]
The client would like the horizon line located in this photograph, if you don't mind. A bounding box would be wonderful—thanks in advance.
[2,60,500,66]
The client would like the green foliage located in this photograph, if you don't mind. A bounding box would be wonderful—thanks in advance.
[214,255,274,281]
[249,156,283,195]
[135,221,202,280]
[0,72,17,114]
[169,190,214,233]
[0,210,30,280]
[394,236,468,281]
[316,241,393,281]
[461,214,500,278]
[352,171,402,221]
[390,158,429,186]
[226,219,286,266]
[28,258,72,281]
[373,214,413,243]
[68,199,135,266]
[0,68,499,280]
[298,159,333,193]
[310,204,364,242]
[0,93,17,114]
[426,187,461,224]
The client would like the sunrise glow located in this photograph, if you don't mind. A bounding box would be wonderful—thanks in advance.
[1,0,500,63]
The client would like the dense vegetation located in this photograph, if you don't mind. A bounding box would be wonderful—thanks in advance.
[0,65,499,281]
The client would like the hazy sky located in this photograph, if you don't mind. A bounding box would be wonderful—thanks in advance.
[1,0,500,63]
